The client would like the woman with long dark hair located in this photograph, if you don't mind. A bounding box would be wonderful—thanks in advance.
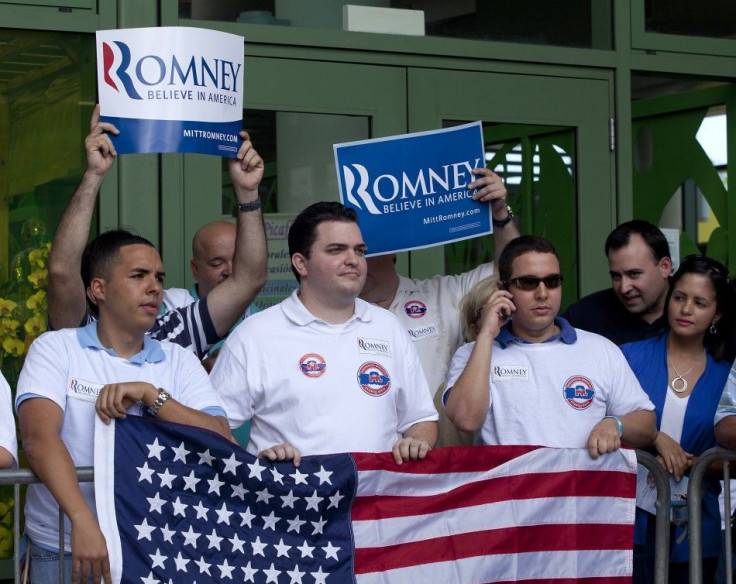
[622,254,735,583]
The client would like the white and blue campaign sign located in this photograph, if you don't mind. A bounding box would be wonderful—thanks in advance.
[96,27,244,157]
[334,122,490,256]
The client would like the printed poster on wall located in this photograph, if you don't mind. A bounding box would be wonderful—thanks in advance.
[253,213,298,311]
[334,122,491,256]
[96,27,244,157]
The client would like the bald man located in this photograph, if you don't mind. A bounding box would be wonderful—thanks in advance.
[163,220,257,322]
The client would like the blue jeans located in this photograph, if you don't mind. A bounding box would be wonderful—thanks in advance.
[28,541,94,584]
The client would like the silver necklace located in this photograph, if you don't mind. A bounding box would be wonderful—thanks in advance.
[667,357,693,393]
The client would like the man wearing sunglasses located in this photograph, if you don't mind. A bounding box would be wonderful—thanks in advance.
[562,220,672,346]
[444,235,656,459]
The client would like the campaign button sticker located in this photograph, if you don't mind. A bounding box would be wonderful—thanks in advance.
[299,353,327,378]
[404,300,428,319]
[563,375,595,410]
[357,362,392,397]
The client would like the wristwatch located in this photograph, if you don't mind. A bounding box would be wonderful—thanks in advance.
[237,199,262,212]
[492,205,514,228]
[148,388,171,417]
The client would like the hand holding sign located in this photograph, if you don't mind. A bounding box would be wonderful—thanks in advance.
[230,131,264,200]
[85,105,119,178]
[469,167,508,210]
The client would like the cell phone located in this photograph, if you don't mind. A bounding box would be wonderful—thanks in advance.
[497,281,512,321]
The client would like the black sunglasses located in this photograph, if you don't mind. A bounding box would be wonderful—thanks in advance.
[508,274,563,291]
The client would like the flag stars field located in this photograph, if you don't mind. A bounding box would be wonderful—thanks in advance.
[102,419,375,584]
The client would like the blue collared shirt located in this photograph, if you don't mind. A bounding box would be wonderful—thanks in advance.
[495,316,577,348]
[76,321,165,364]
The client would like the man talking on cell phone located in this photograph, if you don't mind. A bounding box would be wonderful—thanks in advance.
[443,235,657,459]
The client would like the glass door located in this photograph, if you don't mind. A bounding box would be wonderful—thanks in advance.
[408,68,614,303]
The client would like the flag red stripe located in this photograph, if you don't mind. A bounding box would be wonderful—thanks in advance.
[352,469,634,521]
[353,523,634,574]
[351,445,541,473]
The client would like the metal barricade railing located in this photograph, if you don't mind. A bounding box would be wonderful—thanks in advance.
[637,449,672,584]
[0,466,93,584]
[689,447,736,584]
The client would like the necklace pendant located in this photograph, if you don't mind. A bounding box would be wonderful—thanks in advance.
[670,375,688,393]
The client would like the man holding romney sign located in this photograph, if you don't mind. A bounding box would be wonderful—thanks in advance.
[49,28,265,357]
[47,105,267,360]
[334,123,520,446]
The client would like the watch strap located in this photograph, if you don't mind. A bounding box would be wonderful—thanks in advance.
[492,205,514,228]
[148,387,172,417]
[237,199,262,212]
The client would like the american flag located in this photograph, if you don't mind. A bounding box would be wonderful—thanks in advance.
[94,416,637,584]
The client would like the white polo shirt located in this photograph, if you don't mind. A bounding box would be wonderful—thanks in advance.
[445,320,654,448]
[388,262,493,397]
[211,290,438,456]
[16,322,225,552]
[0,373,17,467]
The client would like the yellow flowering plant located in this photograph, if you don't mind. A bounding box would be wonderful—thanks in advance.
[0,240,49,558]
[0,241,50,381]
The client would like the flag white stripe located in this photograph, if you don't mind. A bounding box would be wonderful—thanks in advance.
[355,548,634,584]
[356,448,636,497]
[94,418,123,584]
[352,494,634,547]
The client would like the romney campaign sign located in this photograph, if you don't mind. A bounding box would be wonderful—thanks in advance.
[334,122,491,256]
[96,27,244,157]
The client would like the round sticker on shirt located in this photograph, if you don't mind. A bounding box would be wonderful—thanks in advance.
[404,300,427,319]
[299,353,327,378]
[357,362,391,396]
[563,375,595,410]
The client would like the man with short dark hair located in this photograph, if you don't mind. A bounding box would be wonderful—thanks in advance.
[563,220,672,345]
[47,105,267,359]
[211,201,438,466]
[17,229,232,584]
[444,234,656,459]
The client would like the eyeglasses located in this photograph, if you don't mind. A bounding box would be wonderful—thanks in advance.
[508,274,563,291]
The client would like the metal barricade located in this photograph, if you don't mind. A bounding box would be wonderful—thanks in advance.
[637,449,672,584]
[689,447,736,584]
[0,467,93,584]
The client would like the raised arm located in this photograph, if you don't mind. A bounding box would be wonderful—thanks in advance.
[47,105,118,329]
[468,167,520,266]
[206,131,267,337]
[19,398,112,584]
